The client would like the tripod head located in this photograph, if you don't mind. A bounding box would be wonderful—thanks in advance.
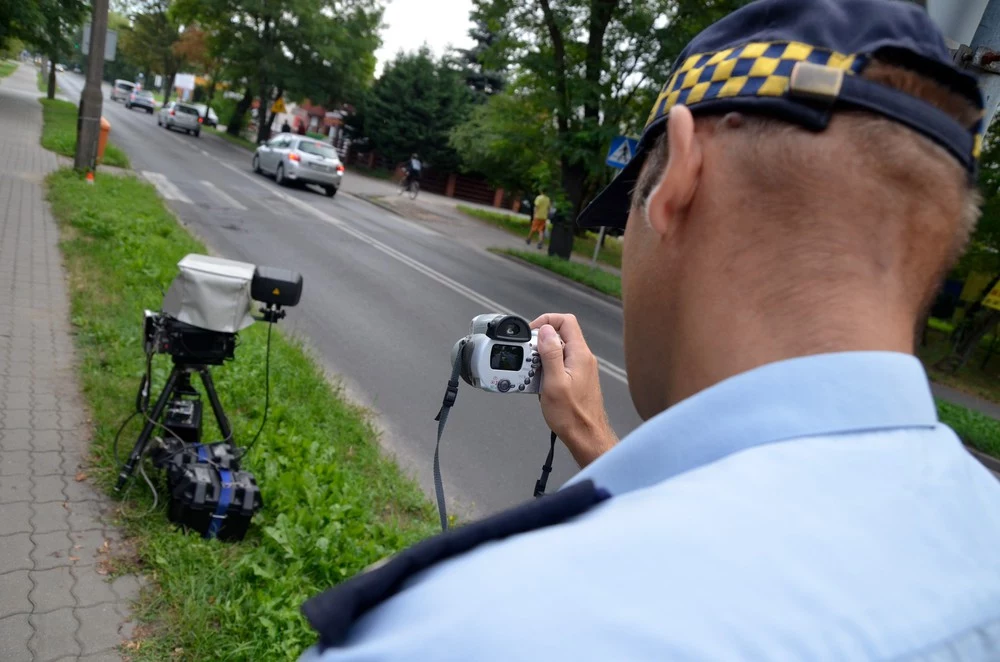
[256,303,286,324]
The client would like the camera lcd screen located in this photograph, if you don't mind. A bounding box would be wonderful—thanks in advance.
[490,344,524,371]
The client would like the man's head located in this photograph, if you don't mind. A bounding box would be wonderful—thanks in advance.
[578,0,985,418]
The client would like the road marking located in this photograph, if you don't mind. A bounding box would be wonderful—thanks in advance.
[216,160,629,385]
[141,171,192,203]
[200,180,248,211]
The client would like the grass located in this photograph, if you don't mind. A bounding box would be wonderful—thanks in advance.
[39,98,130,168]
[495,248,622,299]
[937,400,1000,458]
[37,67,47,92]
[45,169,437,660]
[0,60,17,77]
[210,126,257,151]
[458,204,623,269]
[918,325,1000,405]
[349,164,395,181]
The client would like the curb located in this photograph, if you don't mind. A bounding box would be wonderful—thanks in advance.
[350,192,406,218]
[966,445,1000,477]
[492,251,624,308]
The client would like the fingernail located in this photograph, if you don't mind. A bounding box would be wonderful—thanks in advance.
[538,324,556,348]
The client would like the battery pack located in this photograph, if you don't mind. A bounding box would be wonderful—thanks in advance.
[166,462,262,541]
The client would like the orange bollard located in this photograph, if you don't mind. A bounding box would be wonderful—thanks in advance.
[97,116,111,162]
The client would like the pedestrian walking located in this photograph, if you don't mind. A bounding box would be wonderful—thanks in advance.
[526,189,551,249]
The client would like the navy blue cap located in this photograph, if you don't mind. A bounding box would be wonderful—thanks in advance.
[577,0,985,229]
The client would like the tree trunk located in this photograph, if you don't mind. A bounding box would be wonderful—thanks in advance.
[227,87,253,137]
[255,75,269,144]
[47,58,57,100]
[163,71,176,107]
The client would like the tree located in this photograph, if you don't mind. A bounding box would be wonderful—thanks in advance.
[459,0,752,220]
[363,47,474,171]
[118,0,187,105]
[450,82,557,193]
[174,0,383,142]
[15,0,88,99]
[453,18,505,99]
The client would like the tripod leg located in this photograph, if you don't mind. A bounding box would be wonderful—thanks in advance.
[115,367,182,492]
[199,368,233,443]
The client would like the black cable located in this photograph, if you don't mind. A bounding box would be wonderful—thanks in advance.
[112,411,140,468]
[239,320,273,458]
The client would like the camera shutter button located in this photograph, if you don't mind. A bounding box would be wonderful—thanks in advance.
[497,379,512,392]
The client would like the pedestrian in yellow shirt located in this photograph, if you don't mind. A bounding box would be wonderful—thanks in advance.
[526,191,550,249]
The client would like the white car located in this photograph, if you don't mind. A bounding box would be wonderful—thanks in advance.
[158,101,203,137]
[110,79,136,102]
[252,134,344,196]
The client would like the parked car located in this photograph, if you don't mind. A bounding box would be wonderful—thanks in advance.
[157,101,203,136]
[55,63,66,72]
[252,134,344,197]
[72,65,81,73]
[125,89,156,114]
[191,104,219,128]
[110,79,136,102]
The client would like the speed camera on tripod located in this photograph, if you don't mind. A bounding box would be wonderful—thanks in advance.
[117,254,303,542]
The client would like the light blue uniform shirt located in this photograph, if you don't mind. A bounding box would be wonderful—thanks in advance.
[303,352,1000,661]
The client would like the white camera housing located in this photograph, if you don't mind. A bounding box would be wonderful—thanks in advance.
[452,314,543,394]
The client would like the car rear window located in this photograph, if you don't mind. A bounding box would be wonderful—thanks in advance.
[117,83,134,91]
[175,105,200,116]
[136,91,153,98]
[298,141,338,160]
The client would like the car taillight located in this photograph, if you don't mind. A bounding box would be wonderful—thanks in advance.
[170,109,175,116]
[198,116,203,123]
[288,152,300,162]
[336,164,345,174]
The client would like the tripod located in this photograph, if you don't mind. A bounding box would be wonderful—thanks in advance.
[115,359,234,492]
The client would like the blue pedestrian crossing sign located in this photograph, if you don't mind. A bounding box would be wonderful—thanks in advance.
[606,136,639,169]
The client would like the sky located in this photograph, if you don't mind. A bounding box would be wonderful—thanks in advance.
[374,0,476,75]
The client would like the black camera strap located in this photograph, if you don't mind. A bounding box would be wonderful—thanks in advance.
[434,340,559,532]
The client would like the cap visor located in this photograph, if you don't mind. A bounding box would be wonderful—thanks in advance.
[576,152,645,229]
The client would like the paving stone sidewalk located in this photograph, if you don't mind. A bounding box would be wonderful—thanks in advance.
[0,62,141,662]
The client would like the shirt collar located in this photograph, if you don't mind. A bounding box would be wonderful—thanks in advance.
[568,351,938,496]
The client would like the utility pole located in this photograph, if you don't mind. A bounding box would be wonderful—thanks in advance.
[74,0,109,172]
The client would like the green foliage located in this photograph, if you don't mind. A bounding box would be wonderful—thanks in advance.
[0,36,24,58]
[458,0,752,214]
[39,97,130,168]
[936,400,1000,458]
[174,0,383,142]
[0,58,16,77]
[364,47,474,171]
[493,248,622,298]
[450,87,557,193]
[45,168,437,660]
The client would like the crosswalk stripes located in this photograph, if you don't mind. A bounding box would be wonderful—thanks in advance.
[201,180,248,211]
[141,171,193,204]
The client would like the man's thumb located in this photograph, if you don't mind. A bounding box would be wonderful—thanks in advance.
[537,324,565,374]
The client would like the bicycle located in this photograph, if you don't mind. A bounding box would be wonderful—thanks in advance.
[398,173,420,200]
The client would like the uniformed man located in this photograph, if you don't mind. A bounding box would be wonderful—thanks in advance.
[301,0,1000,658]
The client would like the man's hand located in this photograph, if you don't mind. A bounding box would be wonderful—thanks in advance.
[530,313,618,468]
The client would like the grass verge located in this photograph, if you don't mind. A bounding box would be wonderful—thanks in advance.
[459,204,623,269]
[0,60,17,77]
[494,248,622,299]
[40,98,130,168]
[347,164,396,181]
[46,169,437,660]
[210,126,256,151]
[937,400,1000,458]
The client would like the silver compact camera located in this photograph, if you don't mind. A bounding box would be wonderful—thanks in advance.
[452,314,542,393]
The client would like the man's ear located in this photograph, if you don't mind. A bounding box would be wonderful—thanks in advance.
[646,105,703,238]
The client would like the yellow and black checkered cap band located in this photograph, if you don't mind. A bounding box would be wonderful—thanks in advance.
[647,41,864,128]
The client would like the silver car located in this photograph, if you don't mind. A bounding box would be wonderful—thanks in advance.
[158,101,203,136]
[252,134,344,197]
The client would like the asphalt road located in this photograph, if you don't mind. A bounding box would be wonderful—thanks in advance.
[58,74,643,518]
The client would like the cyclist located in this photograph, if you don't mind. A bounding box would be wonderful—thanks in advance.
[403,154,422,192]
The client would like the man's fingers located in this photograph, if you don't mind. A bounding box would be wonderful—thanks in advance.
[537,325,568,387]
[530,313,587,347]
